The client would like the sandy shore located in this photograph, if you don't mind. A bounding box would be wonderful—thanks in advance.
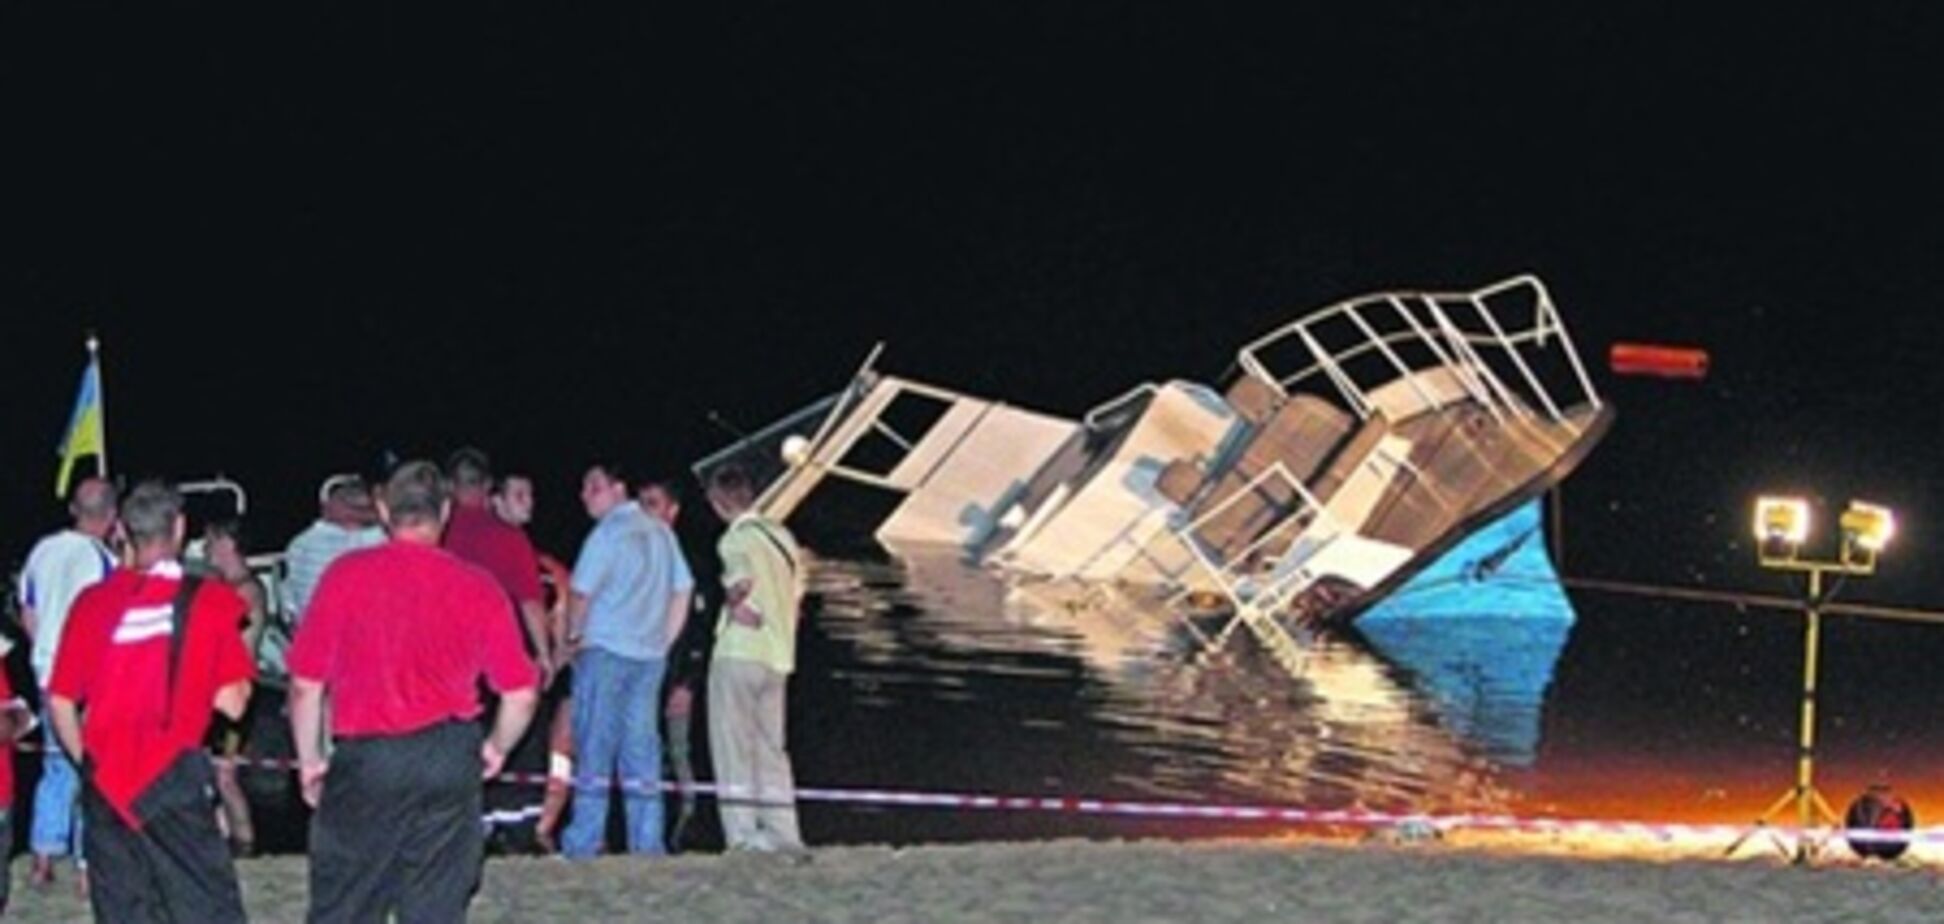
[5,834,1938,922]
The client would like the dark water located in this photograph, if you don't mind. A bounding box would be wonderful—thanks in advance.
[781,550,1944,845]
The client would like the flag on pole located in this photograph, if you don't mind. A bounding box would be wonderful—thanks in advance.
[55,346,105,498]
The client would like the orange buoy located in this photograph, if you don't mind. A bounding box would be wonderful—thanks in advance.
[1609,342,1708,379]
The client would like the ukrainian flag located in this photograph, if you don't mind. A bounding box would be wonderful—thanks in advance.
[55,352,105,498]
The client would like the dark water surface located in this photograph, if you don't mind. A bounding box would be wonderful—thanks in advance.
[781,550,1944,846]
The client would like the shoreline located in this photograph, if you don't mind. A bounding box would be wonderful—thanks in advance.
[6,832,1938,922]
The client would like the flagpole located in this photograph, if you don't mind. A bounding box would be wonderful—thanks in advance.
[88,333,107,480]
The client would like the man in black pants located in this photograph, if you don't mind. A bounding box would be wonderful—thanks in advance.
[49,480,255,923]
[288,460,539,922]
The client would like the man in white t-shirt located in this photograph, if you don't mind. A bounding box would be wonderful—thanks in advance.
[280,475,385,623]
[16,477,119,890]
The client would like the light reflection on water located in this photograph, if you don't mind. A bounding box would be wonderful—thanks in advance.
[792,549,1570,842]
[191,538,1944,854]
[791,548,1944,846]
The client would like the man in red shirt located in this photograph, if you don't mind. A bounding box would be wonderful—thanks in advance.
[49,480,255,923]
[442,447,550,673]
[288,459,539,923]
[0,650,35,915]
[443,447,553,851]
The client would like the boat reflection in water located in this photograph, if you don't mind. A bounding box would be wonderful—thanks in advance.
[1353,498,1574,768]
[801,501,1574,835]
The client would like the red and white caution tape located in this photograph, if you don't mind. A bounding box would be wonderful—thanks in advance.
[21,743,1941,847]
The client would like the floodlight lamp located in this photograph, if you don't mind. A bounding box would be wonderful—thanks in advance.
[1754,496,1810,546]
[1841,501,1896,553]
[780,434,812,467]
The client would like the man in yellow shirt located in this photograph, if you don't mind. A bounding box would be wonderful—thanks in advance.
[704,465,806,852]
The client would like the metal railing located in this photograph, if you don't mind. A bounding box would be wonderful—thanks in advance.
[1234,274,1602,431]
[1082,382,1160,431]
[1169,461,1336,668]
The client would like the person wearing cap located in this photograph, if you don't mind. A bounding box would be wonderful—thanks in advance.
[279,474,384,625]
[48,480,255,922]
[15,475,119,891]
[287,460,539,922]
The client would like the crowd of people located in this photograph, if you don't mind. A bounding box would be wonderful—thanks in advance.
[5,449,809,921]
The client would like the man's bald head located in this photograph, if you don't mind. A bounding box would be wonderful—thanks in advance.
[67,477,119,537]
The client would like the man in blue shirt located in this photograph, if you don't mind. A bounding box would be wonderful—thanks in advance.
[560,461,692,857]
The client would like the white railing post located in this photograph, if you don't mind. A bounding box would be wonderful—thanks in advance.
[1388,295,1498,411]
[1466,295,1566,422]
[1344,302,1441,413]
[1428,300,1523,420]
[1535,290,1604,414]
[1296,325,1373,419]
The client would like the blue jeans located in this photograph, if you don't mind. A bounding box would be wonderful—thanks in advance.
[562,649,666,858]
[32,702,83,859]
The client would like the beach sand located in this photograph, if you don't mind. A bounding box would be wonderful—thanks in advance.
[4,833,1939,923]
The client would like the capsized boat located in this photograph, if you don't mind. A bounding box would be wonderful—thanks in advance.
[694,275,1611,672]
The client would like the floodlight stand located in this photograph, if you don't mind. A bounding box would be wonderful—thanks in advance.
[1724,565,1845,864]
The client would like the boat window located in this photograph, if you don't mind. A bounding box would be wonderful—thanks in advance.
[833,390,953,478]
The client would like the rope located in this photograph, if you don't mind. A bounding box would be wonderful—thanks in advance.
[1561,576,1944,627]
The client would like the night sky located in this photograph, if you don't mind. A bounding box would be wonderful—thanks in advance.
[5,6,1942,608]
